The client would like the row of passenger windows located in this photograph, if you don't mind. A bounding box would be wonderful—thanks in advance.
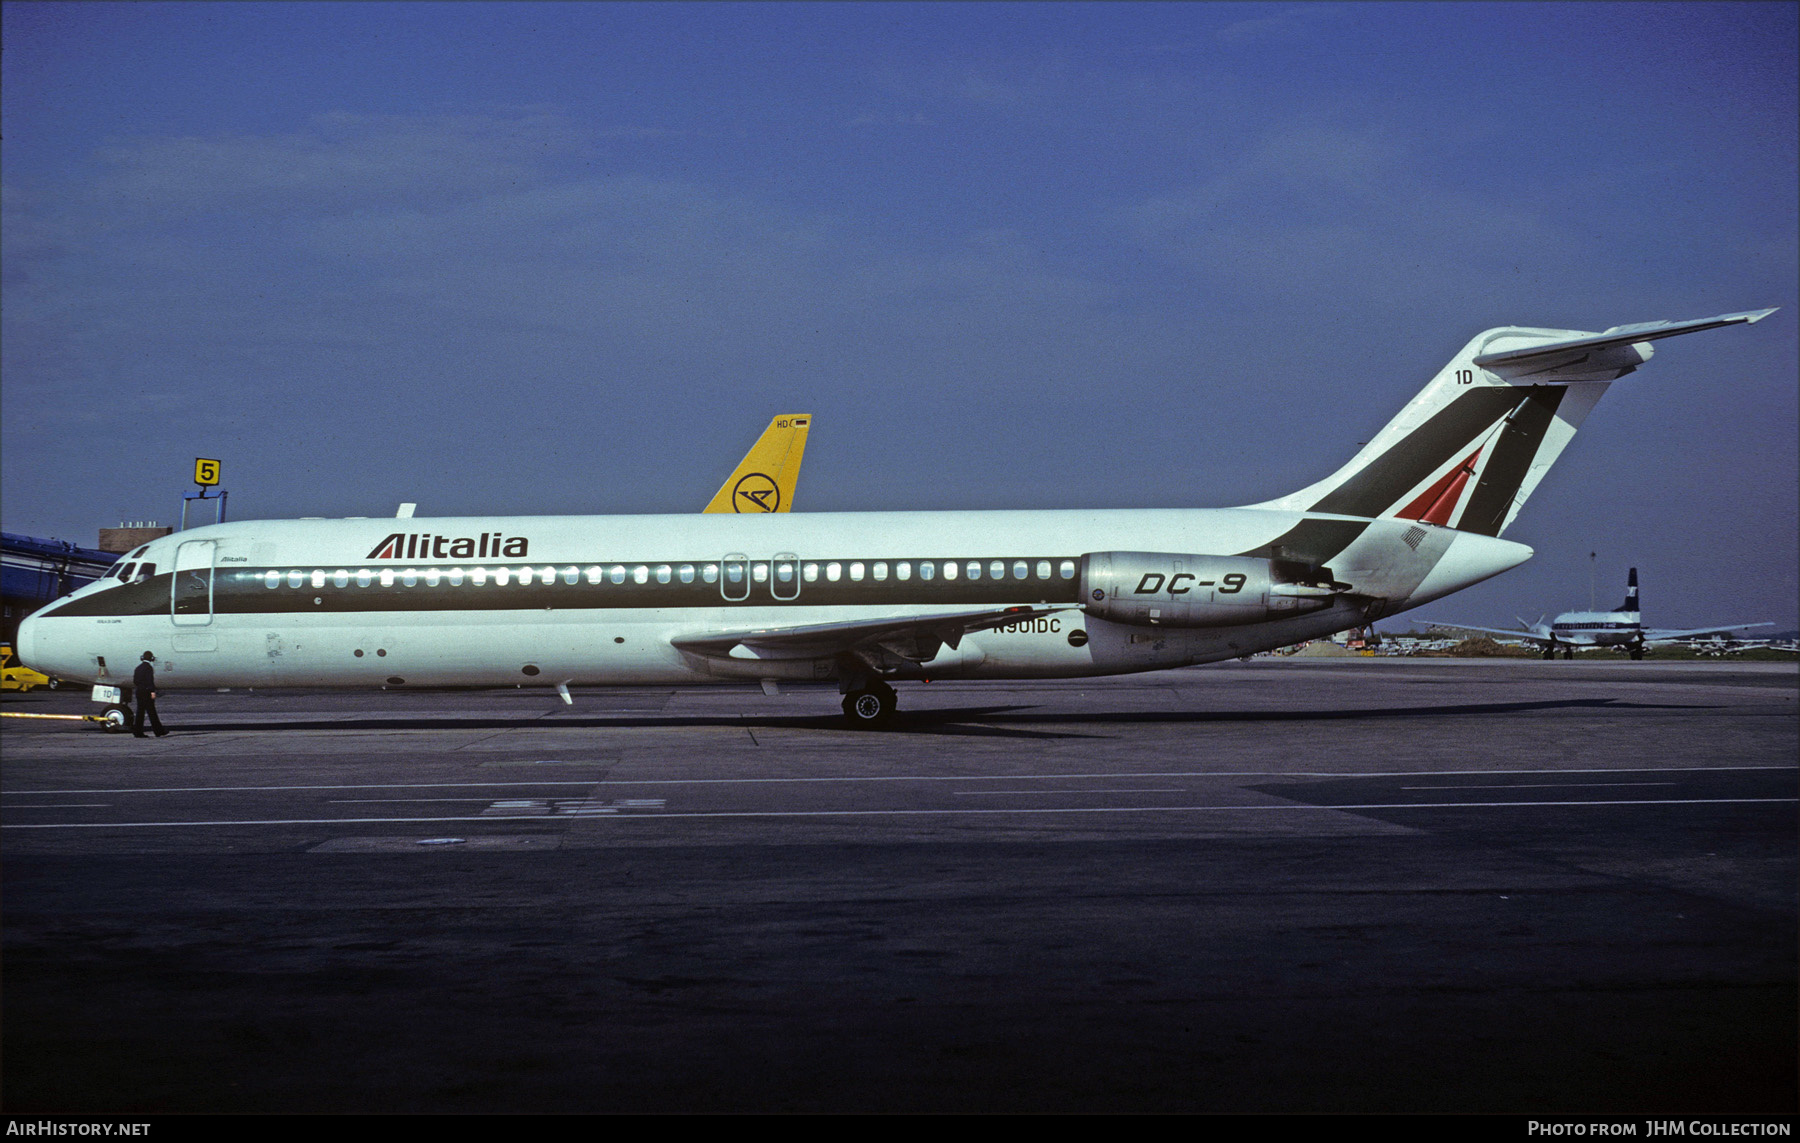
[261,559,1080,590]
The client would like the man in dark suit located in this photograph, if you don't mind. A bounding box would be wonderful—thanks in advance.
[133,651,169,738]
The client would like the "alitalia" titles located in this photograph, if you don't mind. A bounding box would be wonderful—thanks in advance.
[367,533,530,561]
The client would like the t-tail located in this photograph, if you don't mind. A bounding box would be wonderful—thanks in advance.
[1617,567,1641,615]
[1250,309,1776,535]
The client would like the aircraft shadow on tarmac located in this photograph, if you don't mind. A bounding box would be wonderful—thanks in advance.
[128,697,1714,741]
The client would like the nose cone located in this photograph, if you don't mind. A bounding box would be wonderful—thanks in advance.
[1408,530,1533,607]
[15,611,41,671]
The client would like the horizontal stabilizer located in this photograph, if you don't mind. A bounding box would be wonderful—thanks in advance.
[1472,308,1776,377]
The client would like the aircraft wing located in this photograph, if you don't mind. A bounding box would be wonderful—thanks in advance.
[1431,624,1553,645]
[671,604,1077,664]
[1472,308,1777,378]
[1644,622,1773,642]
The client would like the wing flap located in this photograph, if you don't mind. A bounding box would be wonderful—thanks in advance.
[671,605,1077,663]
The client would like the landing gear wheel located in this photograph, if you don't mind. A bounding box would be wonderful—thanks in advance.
[841,685,897,729]
[1629,647,1644,661]
[1543,646,1557,660]
[101,705,133,734]
[1562,647,1575,660]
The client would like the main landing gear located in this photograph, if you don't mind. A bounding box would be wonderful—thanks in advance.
[841,681,898,729]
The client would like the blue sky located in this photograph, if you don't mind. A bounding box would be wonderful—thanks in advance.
[4,1,1795,629]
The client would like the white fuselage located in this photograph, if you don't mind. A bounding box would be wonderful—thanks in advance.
[1544,609,1643,649]
[17,507,1530,692]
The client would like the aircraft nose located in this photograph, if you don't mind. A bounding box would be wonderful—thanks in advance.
[15,612,40,670]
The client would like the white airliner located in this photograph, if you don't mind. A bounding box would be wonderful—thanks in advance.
[16,308,1774,728]
[1446,567,1772,659]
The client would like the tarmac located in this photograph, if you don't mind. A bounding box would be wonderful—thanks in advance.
[3,657,1795,1114]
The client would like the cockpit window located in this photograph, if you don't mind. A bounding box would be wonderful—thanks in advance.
[117,563,137,581]
[136,563,156,581]
[129,546,150,559]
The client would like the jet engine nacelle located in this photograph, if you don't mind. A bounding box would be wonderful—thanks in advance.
[1079,551,1341,628]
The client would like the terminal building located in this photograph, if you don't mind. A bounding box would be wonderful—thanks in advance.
[1,522,171,647]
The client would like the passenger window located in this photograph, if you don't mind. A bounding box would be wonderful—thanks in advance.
[381,569,397,587]
[1059,559,1075,579]
[872,562,888,581]
[334,570,350,588]
[519,567,535,586]
[426,568,441,586]
[1013,561,1028,580]
[496,567,512,586]
[1036,560,1051,580]
[967,561,981,580]
[679,565,695,584]
[752,563,769,583]
[920,561,934,580]
[471,568,488,585]
[803,563,818,582]
[313,570,327,589]
[355,569,373,588]
[401,570,417,587]
[449,568,465,586]
[610,566,626,584]
[990,560,1005,579]
[896,561,911,581]
[702,564,719,584]
[942,560,957,580]
[585,566,603,584]
[725,563,743,584]
[656,565,672,584]
[850,562,865,582]
[826,562,842,582]
[263,570,279,589]
[289,570,305,589]
[633,565,649,584]
[565,566,580,585]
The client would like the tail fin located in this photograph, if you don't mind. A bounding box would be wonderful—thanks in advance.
[1249,309,1775,536]
[1616,567,1640,614]
[703,415,812,513]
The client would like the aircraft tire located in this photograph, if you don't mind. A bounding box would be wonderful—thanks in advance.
[1543,646,1556,660]
[1629,648,1644,660]
[842,687,896,729]
[101,705,133,734]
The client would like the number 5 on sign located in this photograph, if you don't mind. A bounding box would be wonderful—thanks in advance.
[194,458,221,486]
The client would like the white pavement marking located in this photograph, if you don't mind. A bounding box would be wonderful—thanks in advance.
[3,797,1792,829]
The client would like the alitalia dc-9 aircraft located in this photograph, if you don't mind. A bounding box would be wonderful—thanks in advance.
[16,309,1774,729]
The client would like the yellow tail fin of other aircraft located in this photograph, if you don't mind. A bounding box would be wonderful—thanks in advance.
[702,415,811,513]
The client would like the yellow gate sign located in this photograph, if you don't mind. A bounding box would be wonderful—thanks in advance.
[194,458,222,486]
